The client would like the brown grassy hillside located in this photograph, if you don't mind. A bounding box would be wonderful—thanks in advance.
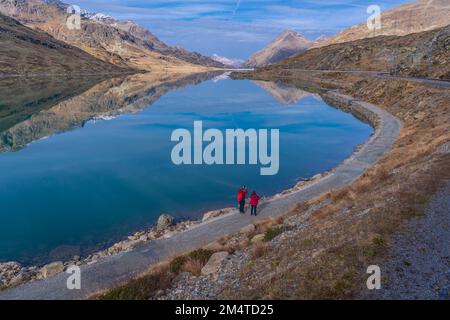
[258,25,450,80]
[314,0,450,48]
[0,13,130,76]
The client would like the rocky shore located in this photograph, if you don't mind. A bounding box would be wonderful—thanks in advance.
[0,203,249,291]
[0,166,344,291]
[0,214,194,290]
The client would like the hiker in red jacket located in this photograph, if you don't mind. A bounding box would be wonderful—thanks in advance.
[250,191,260,216]
[237,186,248,213]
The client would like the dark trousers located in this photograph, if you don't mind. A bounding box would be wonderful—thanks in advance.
[251,205,257,216]
[239,201,245,213]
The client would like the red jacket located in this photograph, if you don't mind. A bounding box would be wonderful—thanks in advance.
[237,189,247,202]
[250,194,260,206]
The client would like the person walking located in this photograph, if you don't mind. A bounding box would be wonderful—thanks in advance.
[250,191,260,216]
[237,186,248,213]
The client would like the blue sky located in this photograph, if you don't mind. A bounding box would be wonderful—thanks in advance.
[69,0,412,59]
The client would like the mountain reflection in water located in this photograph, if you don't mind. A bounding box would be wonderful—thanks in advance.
[0,71,223,153]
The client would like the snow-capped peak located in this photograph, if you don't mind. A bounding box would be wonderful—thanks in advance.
[211,54,244,68]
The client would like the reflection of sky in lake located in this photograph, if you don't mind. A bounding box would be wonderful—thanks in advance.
[0,78,372,264]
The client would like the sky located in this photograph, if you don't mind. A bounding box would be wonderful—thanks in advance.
[68,0,413,59]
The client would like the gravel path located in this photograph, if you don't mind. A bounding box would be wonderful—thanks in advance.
[366,181,450,300]
[0,91,401,300]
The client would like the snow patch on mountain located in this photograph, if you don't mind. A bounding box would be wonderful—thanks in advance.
[211,54,243,68]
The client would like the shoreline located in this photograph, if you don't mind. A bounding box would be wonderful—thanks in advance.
[0,88,374,267]
[0,85,401,297]
[0,83,374,268]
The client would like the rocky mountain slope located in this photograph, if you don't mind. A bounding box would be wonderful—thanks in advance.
[0,0,223,71]
[88,13,224,68]
[0,13,128,76]
[245,30,313,67]
[258,25,450,80]
[314,0,450,48]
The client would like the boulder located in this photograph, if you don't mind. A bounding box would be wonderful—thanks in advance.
[201,251,229,276]
[240,224,256,235]
[157,214,175,231]
[40,261,64,278]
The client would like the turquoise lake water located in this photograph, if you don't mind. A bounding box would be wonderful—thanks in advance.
[0,75,373,264]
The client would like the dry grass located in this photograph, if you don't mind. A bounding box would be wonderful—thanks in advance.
[182,258,204,276]
[251,243,269,259]
[95,262,174,300]
[96,248,214,300]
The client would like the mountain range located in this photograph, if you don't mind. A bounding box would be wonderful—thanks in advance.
[313,0,450,48]
[211,54,244,68]
[245,25,450,80]
[0,12,128,76]
[1,0,449,77]
[245,0,450,68]
[0,0,224,75]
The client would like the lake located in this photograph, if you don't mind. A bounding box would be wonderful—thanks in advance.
[0,72,373,265]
